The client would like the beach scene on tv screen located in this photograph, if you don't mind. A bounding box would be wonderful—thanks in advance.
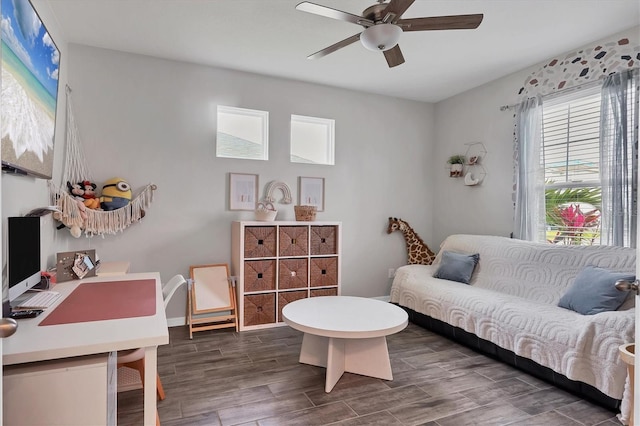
[1,0,60,178]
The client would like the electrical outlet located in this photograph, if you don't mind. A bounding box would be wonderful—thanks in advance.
[388,268,396,279]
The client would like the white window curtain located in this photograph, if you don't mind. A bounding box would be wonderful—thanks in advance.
[599,68,639,247]
[514,96,546,241]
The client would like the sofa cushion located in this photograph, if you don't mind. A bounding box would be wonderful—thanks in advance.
[558,266,634,315]
[433,251,479,284]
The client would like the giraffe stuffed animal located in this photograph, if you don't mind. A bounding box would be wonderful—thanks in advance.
[387,217,437,265]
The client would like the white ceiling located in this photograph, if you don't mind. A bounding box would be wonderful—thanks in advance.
[43,0,640,103]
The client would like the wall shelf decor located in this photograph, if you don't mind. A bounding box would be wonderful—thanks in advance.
[446,155,465,177]
[463,142,487,186]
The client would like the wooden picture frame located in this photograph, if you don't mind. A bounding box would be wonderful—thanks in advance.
[299,176,325,212]
[229,173,258,211]
[188,263,238,338]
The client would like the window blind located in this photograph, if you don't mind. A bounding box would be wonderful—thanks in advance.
[542,89,601,186]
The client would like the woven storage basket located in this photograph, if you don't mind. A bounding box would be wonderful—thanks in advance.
[310,257,338,287]
[254,202,277,221]
[243,293,276,326]
[244,226,276,258]
[279,226,309,256]
[310,225,337,255]
[310,288,338,297]
[244,260,276,292]
[278,259,308,289]
[278,290,307,322]
[294,205,317,221]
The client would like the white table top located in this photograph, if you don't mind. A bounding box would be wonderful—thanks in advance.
[282,296,408,339]
[3,272,169,365]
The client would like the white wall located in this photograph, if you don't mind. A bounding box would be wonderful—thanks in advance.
[432,27,640,247]
[431,71,525,245]
[64,45,435,319]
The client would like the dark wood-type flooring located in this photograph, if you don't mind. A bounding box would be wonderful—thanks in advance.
[118,323,622,426]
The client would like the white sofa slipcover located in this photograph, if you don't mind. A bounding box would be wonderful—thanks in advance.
[390,234,635,417]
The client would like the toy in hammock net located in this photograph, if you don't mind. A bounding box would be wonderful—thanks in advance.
[50,86,157,238]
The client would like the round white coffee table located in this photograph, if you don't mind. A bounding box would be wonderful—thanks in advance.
[281,296,408,392]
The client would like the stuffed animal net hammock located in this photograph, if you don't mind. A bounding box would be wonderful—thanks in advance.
[50,86,157,237]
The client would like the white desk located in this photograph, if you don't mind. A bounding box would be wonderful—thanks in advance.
[3,272,169,425]
[282,296,408,392]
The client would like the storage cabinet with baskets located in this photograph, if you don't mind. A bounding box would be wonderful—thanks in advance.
[231,221,341,330]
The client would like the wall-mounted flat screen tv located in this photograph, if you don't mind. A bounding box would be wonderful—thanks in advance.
[1,0,61,179]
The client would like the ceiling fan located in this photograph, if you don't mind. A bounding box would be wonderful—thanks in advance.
[296,0,483,68]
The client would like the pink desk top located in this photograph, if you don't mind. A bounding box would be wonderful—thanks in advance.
[39,279,156,326]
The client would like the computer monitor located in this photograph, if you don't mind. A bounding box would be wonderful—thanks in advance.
[8,217,41,302]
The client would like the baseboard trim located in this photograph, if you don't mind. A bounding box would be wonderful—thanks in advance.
[167,316,187,328]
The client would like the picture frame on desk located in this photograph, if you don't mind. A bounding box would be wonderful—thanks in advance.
[56,250,96,282]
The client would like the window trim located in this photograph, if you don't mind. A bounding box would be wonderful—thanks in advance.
[290,114,335,165]
[216,105,269,161]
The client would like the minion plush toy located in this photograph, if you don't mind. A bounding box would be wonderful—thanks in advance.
[100,177,132,211]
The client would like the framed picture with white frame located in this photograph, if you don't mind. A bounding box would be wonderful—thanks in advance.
[299,177,325,212]
[229,173,258,211]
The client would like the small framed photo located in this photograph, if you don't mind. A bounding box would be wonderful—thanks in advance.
[299,177,325,212]
[229,173,258,211]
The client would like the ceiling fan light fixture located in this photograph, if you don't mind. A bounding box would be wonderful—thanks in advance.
[360,23,402,52]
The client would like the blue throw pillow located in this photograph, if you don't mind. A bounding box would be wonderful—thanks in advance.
[433,251,480,284]
[558,266,634,315]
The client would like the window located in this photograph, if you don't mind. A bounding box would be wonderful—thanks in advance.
[216,106,268,160]
[290,115,335,165]
[540,73,638,247]
[516,70,637,247]
[542,87,603,245]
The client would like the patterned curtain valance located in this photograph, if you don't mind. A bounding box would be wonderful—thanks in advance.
[518,36,639,99]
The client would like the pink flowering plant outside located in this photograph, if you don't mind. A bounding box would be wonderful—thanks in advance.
[545,186,602,245]
[549,203,601,245]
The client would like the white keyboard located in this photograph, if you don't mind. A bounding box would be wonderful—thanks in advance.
[16,291,61,309]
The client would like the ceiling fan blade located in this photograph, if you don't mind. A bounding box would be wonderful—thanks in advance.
[398,14,484,31]
[296,2,374,27]
[307,33,362,60]
[383,45,405,68]
[382,0,415,23]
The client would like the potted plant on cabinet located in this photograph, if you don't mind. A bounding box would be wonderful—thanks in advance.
[447,155,465,177]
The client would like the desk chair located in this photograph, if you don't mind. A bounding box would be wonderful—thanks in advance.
[117,274,187,422]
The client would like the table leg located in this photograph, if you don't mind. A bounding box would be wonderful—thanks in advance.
[344,336,393,380]
[298,334,393,392]
[325,337,346,392]
[143,346,158,426]
[299,333,328,367]
[299,334,346,392]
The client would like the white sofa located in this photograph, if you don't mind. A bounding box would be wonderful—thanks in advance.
[390,234,635,419]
